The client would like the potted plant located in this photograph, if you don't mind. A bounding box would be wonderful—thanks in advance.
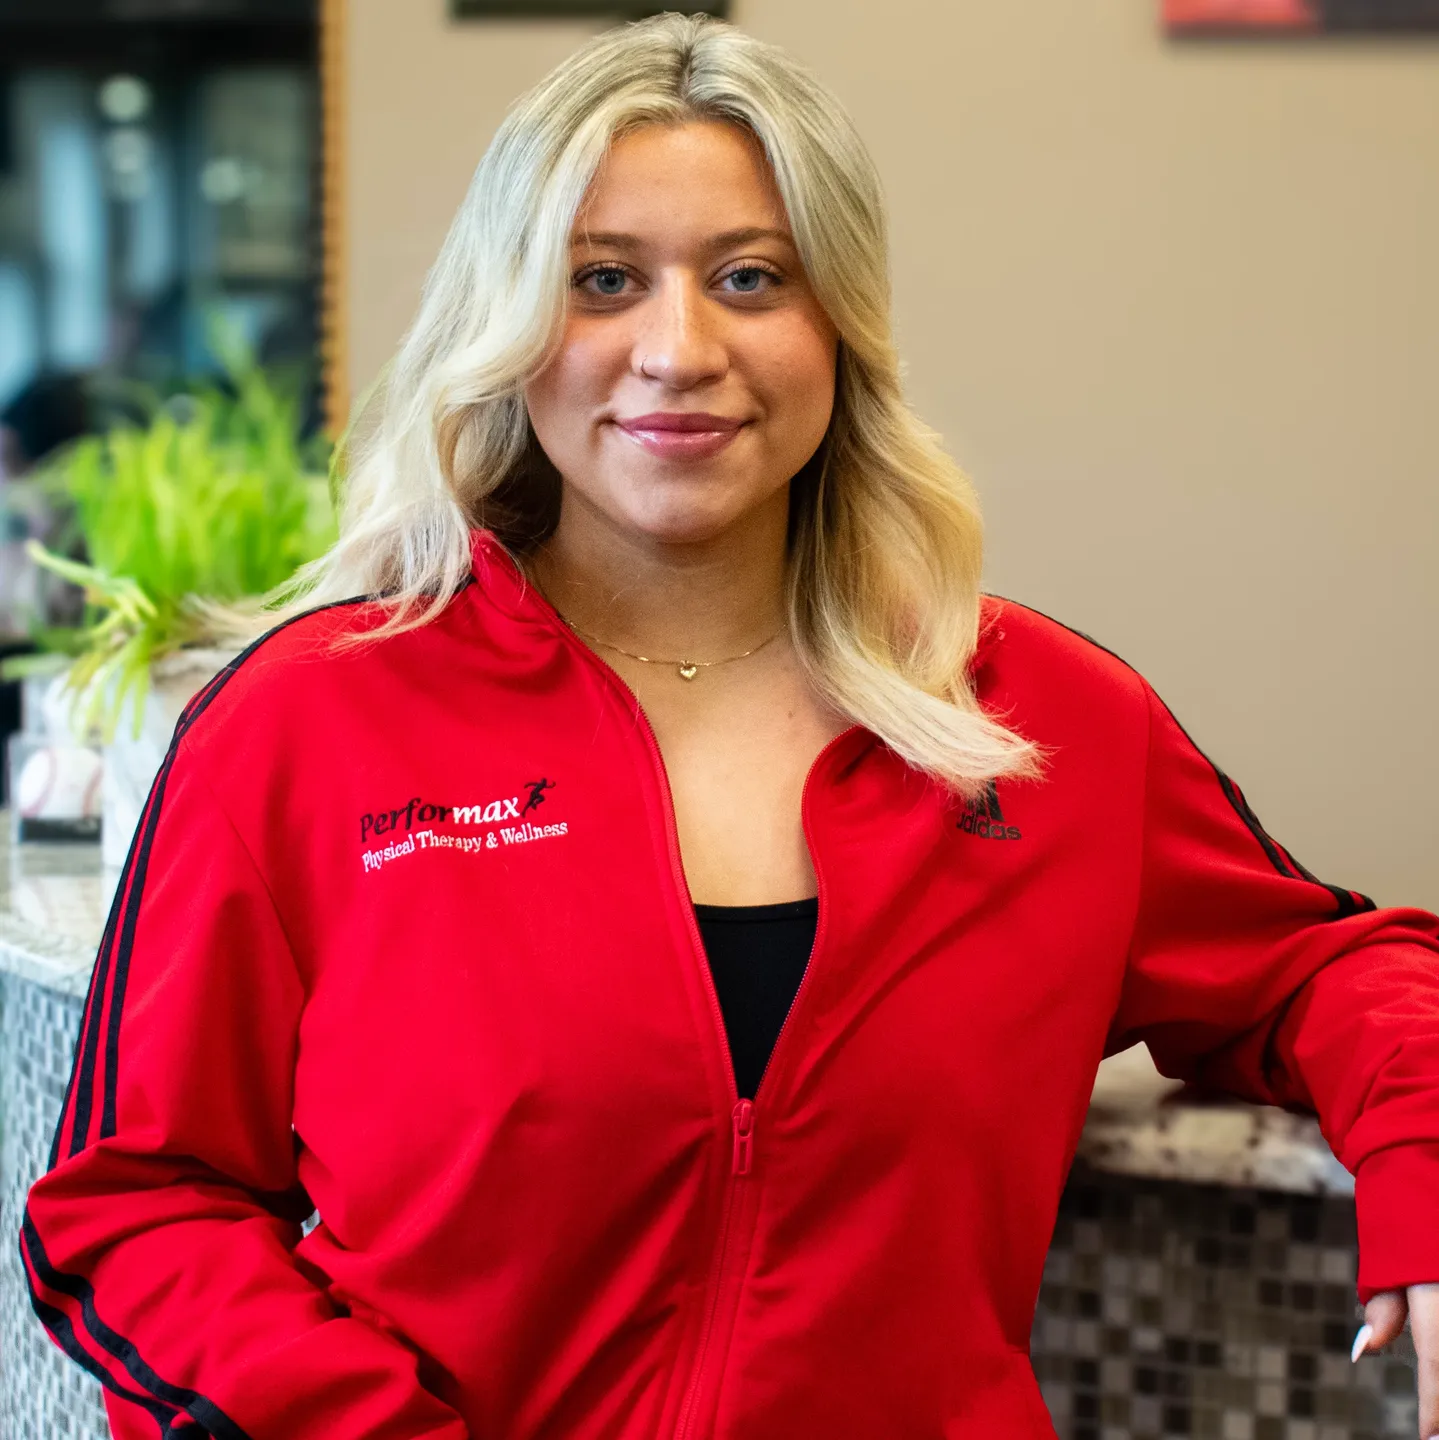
[6,339,336,864]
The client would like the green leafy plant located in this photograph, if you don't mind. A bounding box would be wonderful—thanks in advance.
[6,337,336,739]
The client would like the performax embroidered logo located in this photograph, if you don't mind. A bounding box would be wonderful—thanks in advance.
[359,778,567,874]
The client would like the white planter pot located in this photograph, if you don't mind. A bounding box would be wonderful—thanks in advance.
[101,648,236,868]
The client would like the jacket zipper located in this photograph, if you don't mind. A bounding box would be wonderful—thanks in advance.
[523,577,855,1439]
[651,722,850,1440]
[671,1097,754,1440]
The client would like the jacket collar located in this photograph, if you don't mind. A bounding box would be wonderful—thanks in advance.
[468,528,554,628]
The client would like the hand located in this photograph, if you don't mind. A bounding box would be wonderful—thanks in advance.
[1354,1284,1439,1439]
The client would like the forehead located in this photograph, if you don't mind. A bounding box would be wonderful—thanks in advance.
[572,121,791,245]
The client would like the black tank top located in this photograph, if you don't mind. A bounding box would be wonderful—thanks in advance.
[692,898,818,1100]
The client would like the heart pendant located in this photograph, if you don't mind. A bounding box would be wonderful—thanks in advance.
[677,663,699,681]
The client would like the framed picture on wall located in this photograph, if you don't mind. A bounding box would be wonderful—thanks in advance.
[1164,0,1439,31]
[453,1,727,17]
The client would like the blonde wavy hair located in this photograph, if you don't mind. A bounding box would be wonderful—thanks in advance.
[284,11,1038,795]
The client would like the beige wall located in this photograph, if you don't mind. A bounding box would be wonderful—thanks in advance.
[347,1,606,388]
[346,0,1439,908]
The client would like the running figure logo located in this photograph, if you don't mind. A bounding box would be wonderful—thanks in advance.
[521,778,555,817]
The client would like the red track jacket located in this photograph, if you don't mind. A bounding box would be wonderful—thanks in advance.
[23,530,1439,1439]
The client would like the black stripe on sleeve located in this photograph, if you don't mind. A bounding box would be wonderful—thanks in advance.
[51,893,119,1170]
[68,755,181,1157]
[24,1289,179,1429]
[1213,771,1298,879]
[63,711,175,1160]
[22,1213,255,1440]
[988,596,1377,922]
[100,744,183,1142]
[1214,770,1374,920]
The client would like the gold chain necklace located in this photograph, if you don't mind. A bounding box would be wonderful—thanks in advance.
[560,616,784,681]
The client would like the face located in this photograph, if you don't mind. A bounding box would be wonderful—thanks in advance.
[524,121,840,547]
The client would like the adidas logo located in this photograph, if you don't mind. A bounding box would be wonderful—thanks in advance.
[957,782,1022,841]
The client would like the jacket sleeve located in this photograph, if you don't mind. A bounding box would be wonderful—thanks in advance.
[21,739,470,1440]
[1108,682,1439,1302]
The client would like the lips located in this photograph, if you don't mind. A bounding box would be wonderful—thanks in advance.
[618,412,744,433]
[614,412,747,460]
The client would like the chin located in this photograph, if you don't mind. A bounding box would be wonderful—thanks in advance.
[625,507,747,548]
[612,483,776,548]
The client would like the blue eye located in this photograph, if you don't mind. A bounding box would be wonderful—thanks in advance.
[720,264,782,296]
[585,267,627,296]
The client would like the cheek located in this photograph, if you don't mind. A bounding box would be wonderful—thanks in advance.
[750,323,837,435]
[525,331,623,444]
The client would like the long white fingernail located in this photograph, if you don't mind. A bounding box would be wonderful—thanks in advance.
[1351,1323,1374,1362]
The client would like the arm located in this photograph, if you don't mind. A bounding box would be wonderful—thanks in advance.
[1109,683,1439,1303]
[21,742,469,1440]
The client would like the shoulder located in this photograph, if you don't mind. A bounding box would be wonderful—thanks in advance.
[177,597,373,731]
[978,595,1147,694]
[975,595,1154,740]
[171,591,471,771]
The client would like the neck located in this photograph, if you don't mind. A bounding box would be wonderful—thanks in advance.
[528,490,790,662]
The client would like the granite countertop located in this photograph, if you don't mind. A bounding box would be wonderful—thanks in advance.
[0,820,1354,1198]
[0,825,117,998]
[1083,1041,1351,1196]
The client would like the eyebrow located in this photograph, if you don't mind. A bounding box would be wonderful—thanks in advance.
[571,226,796,252]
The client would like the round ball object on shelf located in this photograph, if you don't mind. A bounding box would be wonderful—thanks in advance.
[15,746,104,821]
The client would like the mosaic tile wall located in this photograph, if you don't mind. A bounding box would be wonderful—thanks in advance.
[0,972,111,1439]
[0,967,1421,1438]
[1033,1163,1419,1440]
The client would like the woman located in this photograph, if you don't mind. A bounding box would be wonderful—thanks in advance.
[23,14,1439,1439]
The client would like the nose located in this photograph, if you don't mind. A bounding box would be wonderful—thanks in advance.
[631,272,728,391]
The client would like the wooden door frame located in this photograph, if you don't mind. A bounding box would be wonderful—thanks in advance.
[320,0,349,436]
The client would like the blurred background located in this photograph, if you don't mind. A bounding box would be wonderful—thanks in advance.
[0,0,1435,907]
[0,0,322,756]
[0,0,319,436]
